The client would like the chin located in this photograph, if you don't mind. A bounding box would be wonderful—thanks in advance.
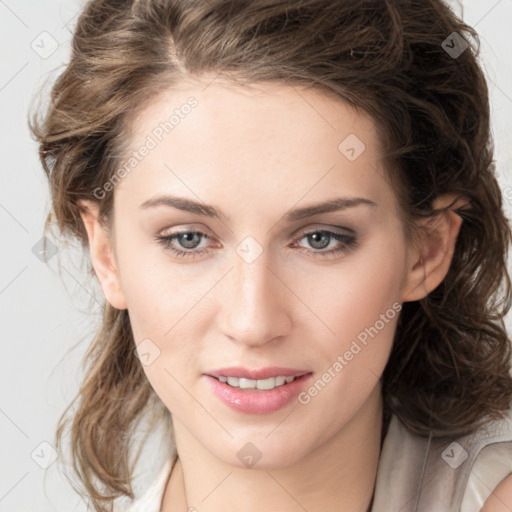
[204,433,312,470]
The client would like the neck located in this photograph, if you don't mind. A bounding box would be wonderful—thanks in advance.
[162,385,384,512]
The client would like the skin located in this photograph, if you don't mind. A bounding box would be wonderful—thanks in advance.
[79,77,469,511]
[481,474,512,512]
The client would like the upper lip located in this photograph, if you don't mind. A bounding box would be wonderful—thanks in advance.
[206,367,311,380]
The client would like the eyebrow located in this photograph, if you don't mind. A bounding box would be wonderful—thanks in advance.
[139,194,377,222]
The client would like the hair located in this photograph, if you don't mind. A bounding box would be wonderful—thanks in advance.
[30,0,512,510]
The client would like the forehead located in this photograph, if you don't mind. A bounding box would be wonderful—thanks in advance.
[127,78,378,158]
[115,78,396,219]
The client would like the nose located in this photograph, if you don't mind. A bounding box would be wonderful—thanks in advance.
[217,248,293,348]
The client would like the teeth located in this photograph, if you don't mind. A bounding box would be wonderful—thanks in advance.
[256,377,276,390]
[218,375,297,390]
[239,378,257,389]
[227,376,239,387]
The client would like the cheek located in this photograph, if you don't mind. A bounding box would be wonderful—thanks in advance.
[113,234,207,398]
[303,230,406,364]
[115,228,203,339]
[293,240,405,420]
[120,253,207,415]
[275,238,405,449]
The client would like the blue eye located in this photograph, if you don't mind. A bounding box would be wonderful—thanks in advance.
[293,230,358,258]
[156,230,210,258]
[156,229,357,259]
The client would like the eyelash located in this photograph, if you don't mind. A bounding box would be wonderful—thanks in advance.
[155,229,358,260]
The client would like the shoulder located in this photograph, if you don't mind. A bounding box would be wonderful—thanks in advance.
[462,405,512,512]
[480,473,512,512]
[372,404,512,512]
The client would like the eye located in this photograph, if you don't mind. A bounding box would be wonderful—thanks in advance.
[156,230,211,258]
[156,228,358,260]
[291,229,358,259]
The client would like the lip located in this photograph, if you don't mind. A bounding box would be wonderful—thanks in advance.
[204,367,313,415]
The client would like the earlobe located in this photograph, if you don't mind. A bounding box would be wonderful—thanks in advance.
[402,195,466,303]
[78,200,128,310]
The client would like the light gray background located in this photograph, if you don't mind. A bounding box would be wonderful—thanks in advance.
[1,1,511,510]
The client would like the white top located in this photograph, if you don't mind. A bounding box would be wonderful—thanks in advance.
[123,456,175,512]
[122,406,512,512]
[371,408,512,511]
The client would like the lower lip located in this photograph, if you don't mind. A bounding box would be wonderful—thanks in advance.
[205,374,312,414]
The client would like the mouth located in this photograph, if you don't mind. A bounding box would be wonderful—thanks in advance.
[204,367,313,414]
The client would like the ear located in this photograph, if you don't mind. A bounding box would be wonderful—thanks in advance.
[402,194,466,302]
[78,200,127,310]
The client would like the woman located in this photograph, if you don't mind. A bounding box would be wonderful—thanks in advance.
[30,0,512,510]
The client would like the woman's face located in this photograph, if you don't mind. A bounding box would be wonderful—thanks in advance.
[108,78,412,468]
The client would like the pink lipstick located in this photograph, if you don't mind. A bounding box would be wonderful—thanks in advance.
[205,366,312,414]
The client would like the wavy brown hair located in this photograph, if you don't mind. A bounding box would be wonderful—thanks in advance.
[30,0,512,509]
